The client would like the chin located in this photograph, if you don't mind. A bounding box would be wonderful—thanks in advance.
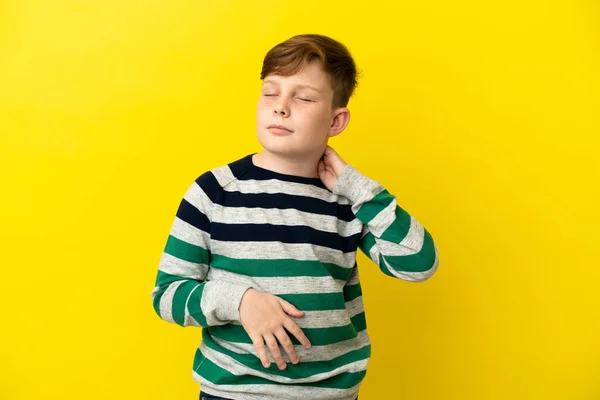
[257,131,295,155]
[260,143,298,157]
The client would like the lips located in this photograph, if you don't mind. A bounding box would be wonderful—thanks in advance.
[267,124,293,132]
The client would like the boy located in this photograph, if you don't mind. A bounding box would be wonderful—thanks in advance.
[151,34,439,400]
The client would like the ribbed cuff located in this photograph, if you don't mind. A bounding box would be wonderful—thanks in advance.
[332,164,383,205]
[210,280,253,323]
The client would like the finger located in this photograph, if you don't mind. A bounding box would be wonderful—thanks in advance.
[325,164,336,176]
[264,334,287,370]
[251,335,270,368]
[318,160,326,176]
[283,318,311,349]
[324,146,337,157]
[321,155,337,171]
[278,298,304,317]
[275,328,299,364]
[318,157,337,189]
[323,147,345,171]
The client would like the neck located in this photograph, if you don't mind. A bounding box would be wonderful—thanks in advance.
[252,150,322,178]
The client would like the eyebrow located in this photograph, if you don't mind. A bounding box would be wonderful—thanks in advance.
[263,79,322,94]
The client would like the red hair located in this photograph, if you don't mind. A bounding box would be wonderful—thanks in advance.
[260,34,358,108]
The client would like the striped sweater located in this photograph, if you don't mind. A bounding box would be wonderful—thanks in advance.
[151,153,439,400]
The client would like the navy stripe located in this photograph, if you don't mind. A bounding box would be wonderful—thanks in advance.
[211,223,361,253]
[240,164,327,187]
[228,155,252,179]
[218,192,356,221]
[176,199,210,233]
[194,171,223,204]
[231,154,328,187]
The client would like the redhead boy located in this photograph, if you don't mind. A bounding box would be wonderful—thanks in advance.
[152,34,439,400]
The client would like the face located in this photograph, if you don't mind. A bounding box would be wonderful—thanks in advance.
[255,60,349,160]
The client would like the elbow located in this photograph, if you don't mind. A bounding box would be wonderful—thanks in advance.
[384,244,439,283]
[383,259,438,282]
[411,259,438,282]
[413,242,440,282]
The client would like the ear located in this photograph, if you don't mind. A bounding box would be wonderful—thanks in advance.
[328,107,350,138]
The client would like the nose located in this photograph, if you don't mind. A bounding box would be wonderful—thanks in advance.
[273,100,289,117]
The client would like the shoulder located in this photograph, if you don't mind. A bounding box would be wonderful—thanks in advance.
[208,153,252,189]
[190,154,252,197]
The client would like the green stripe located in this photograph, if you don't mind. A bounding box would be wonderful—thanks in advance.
[153,271,188,318]
[154,270,179,286]
[187,283,208,326]
[379,206,411,243]
[278,293,346,311]
[154,270,196,286]
[172,280,199,326]
[378,229,436,273]
[343,283,362,302]
[201,329,370,379]
[208,312,367,347]
[153,271,209,326]
[164,234,210,264]
[193,350,366,389]
[350,312,367,331]
[354,189,395,224]
[211,254,353,281]
[378,253,397,277]
[358,231,376,256]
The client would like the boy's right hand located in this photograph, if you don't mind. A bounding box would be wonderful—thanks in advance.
[239,288,311,370]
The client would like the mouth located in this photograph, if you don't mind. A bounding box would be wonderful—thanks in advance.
[267,124,293,134]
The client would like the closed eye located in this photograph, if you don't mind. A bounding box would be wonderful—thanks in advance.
[298,98,314,102]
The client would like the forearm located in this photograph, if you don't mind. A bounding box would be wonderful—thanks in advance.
[152,267,252,327]
[333,165,439,281]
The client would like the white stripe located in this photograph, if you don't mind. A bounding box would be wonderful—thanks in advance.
[372,215,425,256]
[151,286,159,301]
[228,298,365,329]
[207,268,346,295]
[368,197,398,236]
[158,252,208,280]
[170,217,211,248]
[223,178,352,205]
[158,280,186,323]
[284,309,350,329]
[210,165,236,188]
[211,239,357,268]
[342,171,386,212]
[201,280,252,326]
[346,296,365,318]
[369,242,382,267]
[230,308,350,329]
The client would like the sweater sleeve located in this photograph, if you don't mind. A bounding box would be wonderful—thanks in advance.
[151,172,253,327]
[333,165,439,282]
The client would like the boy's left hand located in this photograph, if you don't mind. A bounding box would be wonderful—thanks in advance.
[318,146,348,191]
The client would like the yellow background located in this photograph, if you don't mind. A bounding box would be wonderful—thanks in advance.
[1,1,598,399]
